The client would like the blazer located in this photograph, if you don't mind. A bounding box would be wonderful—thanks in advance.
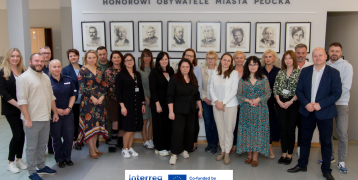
[201,66,216,100]
[149,67,174,110]
[62,63,83,101]
[167,76,201,114]
[209,70,239,107]
[0,69,22,115]
[295,65,342,120]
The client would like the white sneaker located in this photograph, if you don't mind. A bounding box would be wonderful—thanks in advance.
[7,162,20,173]
[297,147,300,158]
[180,150,189,159]
[143,141,154,149]
[149,140,155,147]
[169,155,177,165]
[121,148,131,158]
[128,148,139,157]
[155,149,169,156]
[15,159,27,170]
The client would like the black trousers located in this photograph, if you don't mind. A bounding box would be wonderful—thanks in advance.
[275,96,300,154]
[194,109,199,143]
[171,112,195,154]
[298,113,333,174]
[296,113,302,146]
[5,114,25,161]
[73,104,80,141]
[152,107,172,151]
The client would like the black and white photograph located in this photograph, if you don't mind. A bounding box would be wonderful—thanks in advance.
[285,22,311,52]
[196,22,221,53]
[167,21,192,52]
[226,22,251,53]
[255,22,281,53]
[170,58,181,73]
[138,21,163,52]
[81,21,106,52]
[110,21,134,52]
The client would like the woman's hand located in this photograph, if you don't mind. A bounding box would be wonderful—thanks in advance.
[142,104,146,114]
[277,100,286,109]
[198,111,203,119]
[145,97,150,107]
[156,103,163,113]
[169,112,175,120]
[203,98,212,105]
[283,100,293,109]
[97,96,105,105]
[57,109,64,116]
[252,98,261,107]
[121,106,127,116]
[91,97,99,105]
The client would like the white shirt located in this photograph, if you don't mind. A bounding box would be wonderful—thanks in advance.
[298,60,314,69]
[311,65,326,103]
[214,75,227,102]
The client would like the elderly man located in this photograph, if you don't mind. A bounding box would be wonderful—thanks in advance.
[143,26,158,45]
[173,26,185,45]
[259,27,275,48]
[201,26,216,46]
[114,26,130,46]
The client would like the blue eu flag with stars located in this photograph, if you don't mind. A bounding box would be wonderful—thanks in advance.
[168,175,187,180]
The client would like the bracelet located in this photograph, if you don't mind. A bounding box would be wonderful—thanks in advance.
[199,109,204,111]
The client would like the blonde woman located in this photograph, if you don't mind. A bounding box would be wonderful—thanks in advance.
[201,50,219,154]
[0,48,27,173]
[261,49,281,159]
[78,50,108,159]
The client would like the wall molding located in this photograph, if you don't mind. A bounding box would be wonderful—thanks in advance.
[83,11,317,14]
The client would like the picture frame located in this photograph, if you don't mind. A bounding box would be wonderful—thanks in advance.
[109,21,135,52]
[167,21,192,52]
[226,22,251,53]
[285,22,311,53]
[198,57,220,68]
[196,22,221,53]
[170,58,182,73]
[138,21,163,52]
[81,21,106,52]
[255,22,281,53]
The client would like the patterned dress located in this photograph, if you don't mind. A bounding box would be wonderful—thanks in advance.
[104,67,121,122]
[78,67,108,144]
[236,76,271,157]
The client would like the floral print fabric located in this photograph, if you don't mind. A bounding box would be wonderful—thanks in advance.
[104,67,120,100]
[273,68,300,98]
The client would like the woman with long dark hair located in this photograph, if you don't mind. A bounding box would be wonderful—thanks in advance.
[167,59,203,165]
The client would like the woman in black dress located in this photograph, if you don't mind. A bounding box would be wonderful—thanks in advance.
[149,52,174,156]
[167,59,203,165]
[115,53,145,158]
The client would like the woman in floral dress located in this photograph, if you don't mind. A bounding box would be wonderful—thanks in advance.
[78,50,108,159]
[236,56,271,167]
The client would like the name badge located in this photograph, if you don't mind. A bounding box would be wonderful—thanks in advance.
[283,89,290,94]
[64,82,71,85]
[135,88,139,92]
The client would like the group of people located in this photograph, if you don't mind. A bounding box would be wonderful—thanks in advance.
[0,41,352,180]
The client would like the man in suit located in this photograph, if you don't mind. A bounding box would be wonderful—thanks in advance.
[287,47,342,180]
[173,26,185,45]
[201,26,216,46]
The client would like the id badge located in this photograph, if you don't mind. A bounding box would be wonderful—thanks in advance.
[283,89,290,94]
[135,88,139,92]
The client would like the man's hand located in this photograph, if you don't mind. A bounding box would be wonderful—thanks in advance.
[63,108,70,115]
[313,103,321,111]
[52,113,59,122]
[57,109,65,116]
[306,103,315,112]
[24,119,32,128]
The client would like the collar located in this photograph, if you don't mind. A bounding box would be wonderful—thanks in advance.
[50,74,62,83]
[314,64,326,73]
[29,67,43,75]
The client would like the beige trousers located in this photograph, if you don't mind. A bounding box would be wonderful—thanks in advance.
[213,106,238,153]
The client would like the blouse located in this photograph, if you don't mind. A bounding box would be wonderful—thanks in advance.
[273,68,301,98]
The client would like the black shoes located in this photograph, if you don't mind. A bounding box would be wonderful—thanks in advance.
[287,165,307,173]
[323,173,335,180]
[278,157,286,164]
[73,143,82,150]
[284,157,292,165]
[57,161,66,168]
[108,146,117,153]
[65,161,74,166]
[205,146,212,152]
[211,147,217,154]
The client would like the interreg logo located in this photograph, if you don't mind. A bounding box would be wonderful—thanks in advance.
[128,174,162,180]
[168,175,187,180]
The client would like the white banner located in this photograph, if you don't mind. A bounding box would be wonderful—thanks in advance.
[125,170,233,180]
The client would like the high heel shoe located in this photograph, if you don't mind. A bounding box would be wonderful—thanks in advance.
[89,150,98,159]
[95,151,103,155]
[270,147,275,159]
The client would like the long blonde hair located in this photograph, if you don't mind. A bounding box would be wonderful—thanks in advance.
[83,50,100,67]
[0,48,27,80]
[261,49,280,68]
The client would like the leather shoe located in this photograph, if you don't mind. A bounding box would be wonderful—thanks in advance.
[65,161,74,166]
[245,158,252,164]
[252,160,258,167]
[73,143,82,150]
[287,165,307,173]
[323,173,335,180]
[205,146,212,152]
[284,157,292,165]
[96,151,103,155]
[278,156,286,164]
[57,161,65,168]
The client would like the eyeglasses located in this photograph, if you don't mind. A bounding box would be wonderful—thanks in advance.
[124,59,133,62]
[143,56,151,58]
[185,55,194,58]
[249,64,258,67]
[42,53,51,55]
[206,58,215,60]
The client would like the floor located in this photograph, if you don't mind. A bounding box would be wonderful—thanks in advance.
[0,117,357,180]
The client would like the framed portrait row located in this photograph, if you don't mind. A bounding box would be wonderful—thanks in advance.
[80,21,312,53]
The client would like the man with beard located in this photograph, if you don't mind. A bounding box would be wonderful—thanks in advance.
[16,53,59,180]
[39,46,52,75]
[319,42,353,174]
[114,26,130,46]
[201,26,216,46]
[231,28,245,47]
[173,26,185,45]
[259,27,275,48]
[87,26,101,47]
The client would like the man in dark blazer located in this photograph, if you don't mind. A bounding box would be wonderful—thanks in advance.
[287,47,342,180]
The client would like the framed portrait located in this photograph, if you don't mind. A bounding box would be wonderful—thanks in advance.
[81,21,106,52]
[109,21,134,52]
[226,22,251,53]
[138,21,163,52]
[255,22,281,53]
[196,22,221,53]
[285,22,311,53]
[167,21,192,52]
[170,58,181,73]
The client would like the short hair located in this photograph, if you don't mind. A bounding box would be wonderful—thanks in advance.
[48,59,62,75]
[182,48,197,66]
[262,27,273,35]
[291,26,304,38]
[261,49,280,68]
[232,28,244,38]
[39,46,51,52]
[329,42,343,50]
[146,26,155,33]
[83,50,99,67]
[281,50,298,70]
[96,46,107,52]
[89,26,97,32]
[115,26,127,35]
[205,50,218,67]
[233,51,246,60]
[174,26,183,33]
[30,53,44,61]
[294,43,308,51]
[66,49,79,59]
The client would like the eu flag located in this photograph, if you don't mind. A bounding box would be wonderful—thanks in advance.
[168,174,187,180]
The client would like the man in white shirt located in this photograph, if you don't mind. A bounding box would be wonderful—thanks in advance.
[17,53,59,180]
[321,42,353,173]
[295,43,313,70]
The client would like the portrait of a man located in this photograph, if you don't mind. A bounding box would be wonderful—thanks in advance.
[143,26,158,46]
[230,27,245,47]
[173,26,185,45]
[87,26,102,47]
[259,27,276,48]
[201,25,216,47]
[114,26,130,46]
[289,26,306,48]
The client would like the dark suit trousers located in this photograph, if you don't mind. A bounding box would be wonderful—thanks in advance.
[194,109,199,143]
[171,112,195,154]
[298,112,333,174]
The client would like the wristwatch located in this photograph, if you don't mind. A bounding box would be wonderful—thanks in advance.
[67,107,72,111]
[199,109,204,111]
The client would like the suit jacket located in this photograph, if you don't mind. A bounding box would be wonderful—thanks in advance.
[62,64,83,101]
[149,67,174,110]
[0,69,22,115]
[167,76,201,114]
[174,36,185,45]
[295,65,342,119]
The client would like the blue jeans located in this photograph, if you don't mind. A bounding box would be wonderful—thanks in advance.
[202,101,218,148]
